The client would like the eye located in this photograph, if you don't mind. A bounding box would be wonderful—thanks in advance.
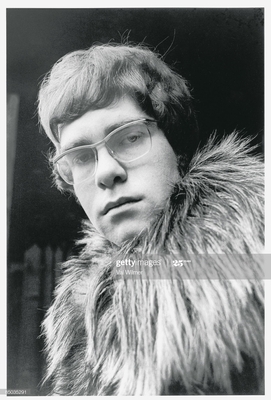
[71,149,94,166]
[124,131,145,144]
[126,133,141,143]
[106,124,149,154]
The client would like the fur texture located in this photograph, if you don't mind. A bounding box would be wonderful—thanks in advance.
[42,133,264,395]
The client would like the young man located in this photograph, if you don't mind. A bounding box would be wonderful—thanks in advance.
[38,44,264,395]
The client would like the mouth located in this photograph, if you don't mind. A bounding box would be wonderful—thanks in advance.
[103,197,141,215]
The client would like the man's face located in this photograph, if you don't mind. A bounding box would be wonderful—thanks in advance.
[59,97,180,244]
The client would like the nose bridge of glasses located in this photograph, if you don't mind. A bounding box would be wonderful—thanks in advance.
[95,143,116,163]
[90,136,116,165]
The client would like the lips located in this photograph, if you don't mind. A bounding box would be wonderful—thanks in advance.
[103,197,141,215]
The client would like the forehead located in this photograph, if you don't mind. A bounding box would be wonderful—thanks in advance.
[58,97,148,151]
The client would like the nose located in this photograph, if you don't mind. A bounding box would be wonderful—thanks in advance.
[95,147,127,189]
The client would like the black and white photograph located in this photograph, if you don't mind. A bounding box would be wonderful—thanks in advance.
[7,7,266,396]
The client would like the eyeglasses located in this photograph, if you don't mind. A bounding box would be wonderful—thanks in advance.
[53,118,156,185]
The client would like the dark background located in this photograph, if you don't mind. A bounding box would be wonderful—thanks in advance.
[7,8,264,394]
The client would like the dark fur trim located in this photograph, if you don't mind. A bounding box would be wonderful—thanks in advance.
[42,133,264,395]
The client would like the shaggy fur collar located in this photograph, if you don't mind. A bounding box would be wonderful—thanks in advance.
[42,133,264,395]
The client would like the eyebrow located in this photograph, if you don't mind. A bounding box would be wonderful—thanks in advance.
[60,117,146,152]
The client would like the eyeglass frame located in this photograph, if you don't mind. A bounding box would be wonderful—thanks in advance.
[53,118,157,185]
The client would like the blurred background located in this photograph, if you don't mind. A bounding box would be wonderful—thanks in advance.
[7,8,264,395]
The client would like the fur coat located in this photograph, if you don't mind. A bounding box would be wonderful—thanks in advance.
[42,133,264,395]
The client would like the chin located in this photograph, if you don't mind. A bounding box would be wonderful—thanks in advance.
[105,222,148,245]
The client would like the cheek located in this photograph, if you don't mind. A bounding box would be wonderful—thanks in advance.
[133,147,179,210]
[150,139,180,183]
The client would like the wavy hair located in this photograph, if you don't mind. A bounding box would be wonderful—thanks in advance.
[38,43,199,192]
